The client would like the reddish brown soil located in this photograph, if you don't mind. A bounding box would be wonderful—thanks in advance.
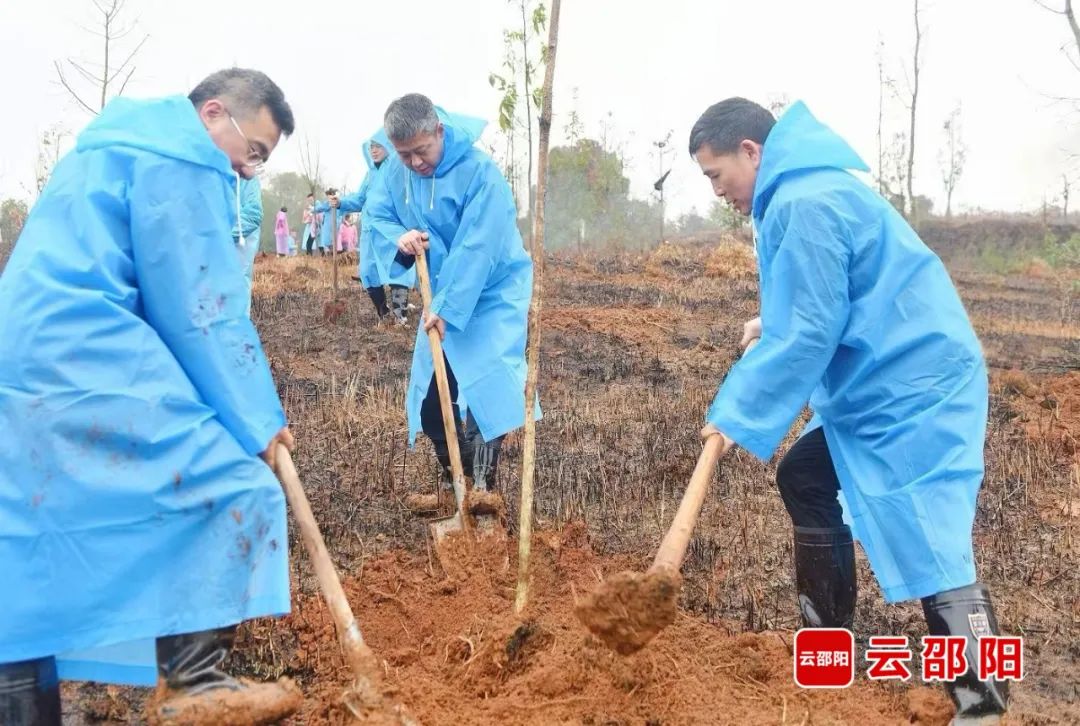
[573,567,682,655]
[995,370,1080,451]
[145,678,303,726]
[263,524,951,726]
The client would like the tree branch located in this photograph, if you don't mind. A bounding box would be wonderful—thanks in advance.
[1066,0,1080,57]
[116,65,136,97]
[68,59,104,85]
[54,61,98,115]
[1032,0,1065,13]
[107,34,148,83]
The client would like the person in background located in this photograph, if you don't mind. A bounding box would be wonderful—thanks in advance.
[235,175,263,313]
[288,227,298,256]
[301,192,320,255]
[339,213,358,253]
[325,129,415,326]
[274,205,289,257]
[317,187,338,255]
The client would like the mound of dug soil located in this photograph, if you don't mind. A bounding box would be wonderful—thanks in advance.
[264,524,951,725]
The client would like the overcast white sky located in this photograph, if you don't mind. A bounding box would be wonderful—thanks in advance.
[2,0,1079,219]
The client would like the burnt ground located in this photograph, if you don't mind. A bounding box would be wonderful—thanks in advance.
[63,241,1078,724]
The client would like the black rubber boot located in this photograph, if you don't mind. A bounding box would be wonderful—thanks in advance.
[152,626,301,725]
[433,435,469,492]
[389,285,409,325]
[156,626,241,695]
[366,286,389,319]
[463,415,503,492]
[922,583,1009,723]
[0,657,62,726]
[793,525,857,629]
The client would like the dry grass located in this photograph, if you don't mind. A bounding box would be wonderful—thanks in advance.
[61,244,1079,723]
[237,244,1080,721]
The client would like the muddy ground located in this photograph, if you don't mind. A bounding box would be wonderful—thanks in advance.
[65,240,1078,724]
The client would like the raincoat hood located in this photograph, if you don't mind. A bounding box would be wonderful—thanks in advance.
[362,127,393,171]
[433,106,487,176]
[77,95,234,177]
[752,101,869,215]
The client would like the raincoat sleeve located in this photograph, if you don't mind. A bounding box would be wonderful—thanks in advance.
[129,157,286,457]
[234,177,263,240]
[316,177,369,216]
[706,198,852,460]
[428,168,509,331]
[367,170,410,249]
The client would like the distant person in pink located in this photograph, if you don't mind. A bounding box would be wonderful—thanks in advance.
[274,206,289,256]
[339,214,358,252]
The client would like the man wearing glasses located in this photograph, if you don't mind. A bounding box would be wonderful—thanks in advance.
[0,68,301,724]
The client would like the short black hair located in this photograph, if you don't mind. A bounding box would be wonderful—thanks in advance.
[189,68,295,137]
[688,97,775,156]
[325,187,338,195]
[280,206,287,212]
[306,192,314,198]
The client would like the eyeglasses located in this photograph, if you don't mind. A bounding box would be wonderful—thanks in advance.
[227,111,267,175]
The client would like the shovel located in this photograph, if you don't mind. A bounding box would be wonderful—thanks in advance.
[574,433,728,654]
[411,253,503,544]
[275,445,414,723]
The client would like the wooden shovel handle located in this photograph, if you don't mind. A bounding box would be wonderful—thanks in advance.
[651,434,726,573]
[413,253,472,534]
[275,445,376,676]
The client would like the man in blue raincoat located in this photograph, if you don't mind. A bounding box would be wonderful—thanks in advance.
[324,129,412,324]
[691,98,1008,721]
[323,128,416,326]
[302,191,321,255]
[235,175,264,315]
[0,69,302,725]
[367,93,535,496]
[318,186,338,254]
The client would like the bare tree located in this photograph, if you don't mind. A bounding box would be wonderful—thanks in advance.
[297,134,323,196]
[766,93,791,117]
[520,0,537,223]
[875,36,894,195]
[938,105,967,219]
[904,0,924,224]
[1034,0,1080,71]
[489,0,548,229]
[652,131,673,244]
[563,87,584,144]
[490,31,520,198]
[1063,173,1072,218]
[54,0,148,115]
[883,131,910,214]
[34,126,70,196]
[516,0,561,615]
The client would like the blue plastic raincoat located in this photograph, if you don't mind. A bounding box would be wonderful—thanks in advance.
[0,96,290,684]
[302,203,320,249]
[367,108,537,445]
[707,101,988,603]
[318,193,336,250]
[318,129,416,289]
[234,176,263,311]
